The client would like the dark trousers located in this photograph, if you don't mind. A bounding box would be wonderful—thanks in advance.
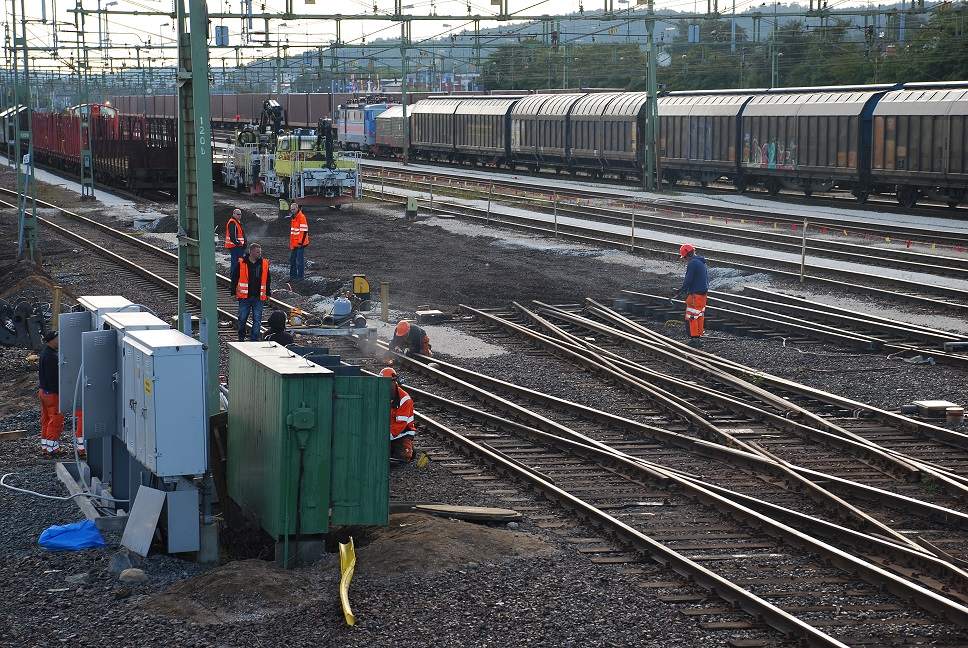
[289,246,305,282]
[237,297,265,341]
[229,246,245,271]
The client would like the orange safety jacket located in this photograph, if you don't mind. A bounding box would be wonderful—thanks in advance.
[225,217,245,248]
[236,259,269,301]
[289,211,309,249]
[389,386,417,440]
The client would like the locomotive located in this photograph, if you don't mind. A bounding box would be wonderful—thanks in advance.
[221,100,362,207]
[334,97,397,152]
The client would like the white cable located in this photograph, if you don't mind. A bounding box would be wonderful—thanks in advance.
[1,472,128,503]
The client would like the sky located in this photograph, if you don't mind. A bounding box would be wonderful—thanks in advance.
[2,0,894,72]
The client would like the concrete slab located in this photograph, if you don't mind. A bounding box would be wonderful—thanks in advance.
[121,485,166,557]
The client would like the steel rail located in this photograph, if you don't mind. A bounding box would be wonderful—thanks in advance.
[383,342,968,617]
[587,298,968,451]
[616,290,968,369]
[416,394,968,638]
[415,413,853,647]
[0,189,298,329]
[706,290,965,346]
[513,300,968,547]
[742,286,968,340]
[454,302,968,562]
[363,180,968,311]
[401,349,968,538]
[480,301,941,484]
[458,300,968,521]
[361,164,968,248]
[578,299,968,494]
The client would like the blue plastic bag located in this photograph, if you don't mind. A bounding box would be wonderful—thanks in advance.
[39,519,106,551]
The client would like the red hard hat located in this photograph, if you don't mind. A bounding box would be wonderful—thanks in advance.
[679,244,695,258]
[379,367,397,380]
[395,321,411,336]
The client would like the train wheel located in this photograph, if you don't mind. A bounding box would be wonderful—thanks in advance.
[699,180,708,188]
[947,199,960,209]
[765,179,781,196]
[734,178,747,193]
[897,187,918,209]
[803,188,813,197]
[854,191,869,205]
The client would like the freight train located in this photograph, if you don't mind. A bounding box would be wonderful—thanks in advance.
[2,103,178,192]
[90,81,968,209]
[357,83,968,209]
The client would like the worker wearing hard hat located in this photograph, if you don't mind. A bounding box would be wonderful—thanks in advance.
[389,320,432,357]
[379,366,417,463]
[670,244,709,346]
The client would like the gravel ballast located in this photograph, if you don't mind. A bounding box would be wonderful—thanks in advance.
[2,165,967,646]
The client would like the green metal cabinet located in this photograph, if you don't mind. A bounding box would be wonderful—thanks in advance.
[226,343,389,539]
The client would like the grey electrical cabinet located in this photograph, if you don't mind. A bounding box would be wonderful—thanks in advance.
[87,311,169,443]
[60,296,135,415]
[122,329,207,477]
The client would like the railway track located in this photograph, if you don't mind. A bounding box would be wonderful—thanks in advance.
[618,288,968,367]
[10,165,968,643]
[379,311,968,645]
[362,166,968,312]
[361,160,968,235]
[361,162,968,249]
[0,186,298,334]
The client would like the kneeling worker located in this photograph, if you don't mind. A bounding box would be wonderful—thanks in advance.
[263,311,295,346]
[379,367,416,463]
[389,320,432,357]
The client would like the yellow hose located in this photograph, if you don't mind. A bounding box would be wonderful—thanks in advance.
[339,537,357,626]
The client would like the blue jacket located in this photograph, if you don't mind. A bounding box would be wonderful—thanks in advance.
[680,255,709,295]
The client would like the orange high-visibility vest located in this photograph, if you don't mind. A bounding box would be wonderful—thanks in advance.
[236,259,269,301]
[389,387,416,440]
[225,217,245,248]
[289,211,309,249]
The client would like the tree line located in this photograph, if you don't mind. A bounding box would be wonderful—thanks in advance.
[478,7,968,91]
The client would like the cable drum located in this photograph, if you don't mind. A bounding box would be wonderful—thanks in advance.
[236,128,257,146]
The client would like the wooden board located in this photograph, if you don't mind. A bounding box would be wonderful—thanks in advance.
[413,504,524,523]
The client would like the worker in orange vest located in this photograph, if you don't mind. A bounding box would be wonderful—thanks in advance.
[288,202,309,282]
[379,366,416,463]
[224,207,246,270]
[230,243,272,341]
